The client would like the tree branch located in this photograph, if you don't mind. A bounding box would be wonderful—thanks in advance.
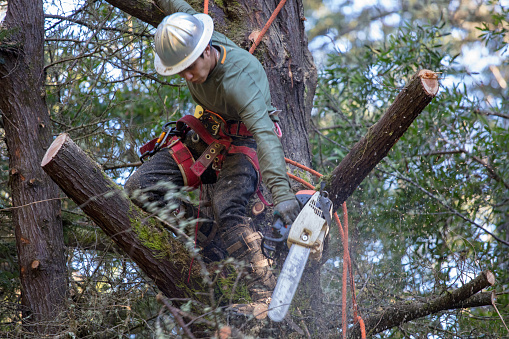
[348,271,496,338]
[103,161,142,170]
[45,14,153,37]
[327,70,439,208]
[157,294,197,339]
[474,108,509,120]
[103,0,167,27]
[41,133,206,302]
[469,153,509,190]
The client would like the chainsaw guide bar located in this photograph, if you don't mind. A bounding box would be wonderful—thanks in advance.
[267,191,333,322]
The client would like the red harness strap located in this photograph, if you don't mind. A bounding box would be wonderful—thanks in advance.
[177,115,232,176]
[139,137,159,156]
[223,121,252,137]
[178,115,272,206]
[139,115,272,206]
[167,136,201,188]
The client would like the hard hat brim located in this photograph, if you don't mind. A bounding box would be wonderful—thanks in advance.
[154,13,214,76]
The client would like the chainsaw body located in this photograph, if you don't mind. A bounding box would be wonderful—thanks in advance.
[265,188,333,322]
[261,190,331,260]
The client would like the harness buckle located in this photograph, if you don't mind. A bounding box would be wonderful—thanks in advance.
[140,121,182,163]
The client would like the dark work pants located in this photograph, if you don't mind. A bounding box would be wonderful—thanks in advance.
[125,137,276,301]
[124,137,258,245]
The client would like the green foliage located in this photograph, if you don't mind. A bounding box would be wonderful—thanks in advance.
[477,0,508,54]
[215,265,252,304]
[312,7,508,337]
[1,0,508,337]
[43,1,193,182]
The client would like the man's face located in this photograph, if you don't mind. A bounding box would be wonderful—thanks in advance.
[177,45,213,84]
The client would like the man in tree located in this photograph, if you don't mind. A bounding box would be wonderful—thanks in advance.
[125,0,300,316]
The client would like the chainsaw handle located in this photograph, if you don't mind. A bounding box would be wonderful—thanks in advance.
[261,238,277,260]
[261,217,291,259]
[273,217,285,232]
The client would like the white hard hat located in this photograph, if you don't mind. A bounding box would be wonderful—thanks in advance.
[154,12,214,76]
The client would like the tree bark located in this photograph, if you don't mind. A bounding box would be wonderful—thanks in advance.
[41,134,206,302]
[0,0,67,333]
[348,271,496,338]
[327,70,439,208]
[241,0,316,167]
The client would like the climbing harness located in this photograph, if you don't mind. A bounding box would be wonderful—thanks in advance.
[139,110,272,205]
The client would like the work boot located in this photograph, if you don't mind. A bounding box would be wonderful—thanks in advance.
[221,223,276,319]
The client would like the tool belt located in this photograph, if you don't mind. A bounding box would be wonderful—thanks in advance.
[139,114,269,205]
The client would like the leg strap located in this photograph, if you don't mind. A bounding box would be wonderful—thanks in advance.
[226,231,262,255]
[167,136,201,188]
[225,231,270,269]
[197,222,218,249]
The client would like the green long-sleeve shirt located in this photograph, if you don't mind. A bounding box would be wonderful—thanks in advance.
[158,0,294,205]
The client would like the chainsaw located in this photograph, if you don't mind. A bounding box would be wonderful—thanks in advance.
[262,183,333,322]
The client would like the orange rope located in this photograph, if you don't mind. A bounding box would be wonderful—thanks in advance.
[203,0,209,14]
[287,172,314,190]
[286,159,365,339]
[285,157,323,178]
[342,202,350,338]
[334,211,348,338]
[342,203,357,322]
[358,316,366,338]
[248,0,289,54]
[205,110,228,126]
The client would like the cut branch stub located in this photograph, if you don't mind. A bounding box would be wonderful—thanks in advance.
[42,133,203,301]
[327,69,439,208]
[419,69,440,95]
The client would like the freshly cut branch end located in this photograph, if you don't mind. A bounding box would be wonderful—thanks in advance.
[41,133,68,166]
[418,69,439,96]
[31,260,40,270]
[486,270,496,286]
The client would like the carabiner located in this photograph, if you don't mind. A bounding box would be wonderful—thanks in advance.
[140,121,178,163]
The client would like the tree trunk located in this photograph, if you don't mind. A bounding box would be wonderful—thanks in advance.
[0,0,67,333]
[327,70,439,207]
[41,133,206,302]
[239,0,317,167]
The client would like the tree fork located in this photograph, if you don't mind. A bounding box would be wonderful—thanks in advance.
[327,70,439,208]
[41,133,204,301]
[348,270,496,338]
